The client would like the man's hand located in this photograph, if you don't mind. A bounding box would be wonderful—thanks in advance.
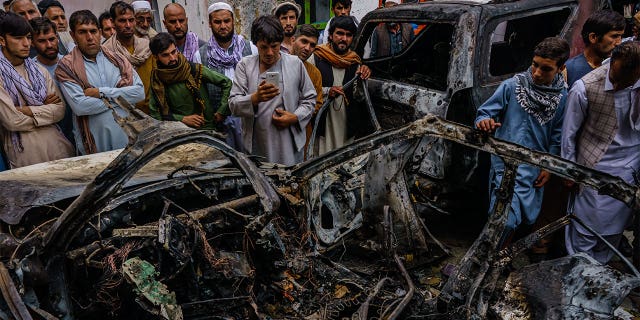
[476,118,502,132]
[43,93,61,104]
[328,86,344,99]
[563,179,575,188]
[251,81,280,106]
[214,112,225,123]
[181,114,205,128]
[83,88,100,98]
[17,106,33,117]
[272,108,298,129]
[357,65,371,80]
[534,170,551,188]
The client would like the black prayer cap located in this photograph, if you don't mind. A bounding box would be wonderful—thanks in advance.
[37,0,64,15]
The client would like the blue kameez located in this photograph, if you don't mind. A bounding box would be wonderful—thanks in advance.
[475,77,567,233]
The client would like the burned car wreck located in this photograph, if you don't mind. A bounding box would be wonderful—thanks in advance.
[1,0,638,318]
[0,93,639,320]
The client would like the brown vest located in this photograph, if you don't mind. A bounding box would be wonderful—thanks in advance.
[576,65,618,168]
[374,23,413,56]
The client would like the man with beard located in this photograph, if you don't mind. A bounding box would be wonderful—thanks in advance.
[476,37,570,248]
[198,1,257,151]
[37,0,73,55]
[149,32,231,130]
[56,10,144,155]
[0,13,73,168]
[98,11,115,43]
[103,1,154,114]
[30,17,73,144]
[564,10,625,87]
[163,3,205,63]
[272,1,301,53]
[291,24,323,157]
[370,1,414,58]
[311,15,371,154]
[562,42,640,263]
[320,0,358,45]
[131,0,157,40]
[229,15,315,165]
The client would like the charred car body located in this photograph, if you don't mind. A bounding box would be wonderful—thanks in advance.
[356,0,588,199]
[1,0,639,319]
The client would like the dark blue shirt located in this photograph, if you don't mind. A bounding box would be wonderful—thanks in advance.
[565,53,593,88]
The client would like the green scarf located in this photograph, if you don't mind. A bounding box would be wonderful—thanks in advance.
[151,54,205,117]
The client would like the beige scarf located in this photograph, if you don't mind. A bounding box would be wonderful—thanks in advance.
[55,46,134,154]
[103,35,152,68]
[313,43,362,69]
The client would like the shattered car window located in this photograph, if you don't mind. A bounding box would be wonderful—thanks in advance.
[364,22,454,91]
[488,8,572,77]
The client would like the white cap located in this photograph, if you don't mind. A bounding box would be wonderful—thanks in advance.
[131,1,152,12]
[208,1,233,15]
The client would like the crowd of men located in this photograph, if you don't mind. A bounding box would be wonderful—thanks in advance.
[0,0,369,170]
[0,0,639,266]
[476,9,640,265]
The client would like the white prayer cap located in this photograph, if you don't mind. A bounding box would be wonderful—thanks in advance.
[131,1,152,12]
[208,1,233,15]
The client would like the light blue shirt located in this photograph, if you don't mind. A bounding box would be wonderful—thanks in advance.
[561,69,640,169]
[475,76,567,230]
[59,51,144,154]
[561,67,640,236]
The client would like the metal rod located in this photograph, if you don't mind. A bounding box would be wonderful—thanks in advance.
[354,277,391,320]
[360,79,382,132]
[387,254,415,320]
[569,214,640,278]
[306,76,360,159]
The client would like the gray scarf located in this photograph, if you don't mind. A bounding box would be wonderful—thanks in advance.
[514,68,565,125]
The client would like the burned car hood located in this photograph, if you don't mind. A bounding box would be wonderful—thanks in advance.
[0,145,233,225]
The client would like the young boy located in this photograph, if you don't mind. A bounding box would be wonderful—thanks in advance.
[475,37,570,245]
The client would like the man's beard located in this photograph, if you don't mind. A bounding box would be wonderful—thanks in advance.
[331,41,349,55]
[284,29,295,37]
[173,31,186,40]
[136,26,149,36]
[159,60,178,68]
[40,50,59,60]
[213,27,234,43]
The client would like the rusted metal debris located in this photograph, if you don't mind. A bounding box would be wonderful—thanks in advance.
[0,93,637,319]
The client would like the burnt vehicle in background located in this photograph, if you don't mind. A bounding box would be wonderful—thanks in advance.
[1,0,639,319]
[350,0,601,210]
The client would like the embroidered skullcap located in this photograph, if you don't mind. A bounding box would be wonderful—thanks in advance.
[131,1,152,12]
[208,1,233,15]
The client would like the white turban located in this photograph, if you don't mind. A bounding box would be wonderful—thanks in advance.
[131,1,152,12]
[208,2,233,15]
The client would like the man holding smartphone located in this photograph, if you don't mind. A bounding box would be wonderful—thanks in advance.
[229,15,316,165]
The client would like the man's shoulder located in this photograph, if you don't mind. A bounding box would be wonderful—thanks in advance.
[303,60,322,78]
[566,53,585,63]
[582,64,609,84]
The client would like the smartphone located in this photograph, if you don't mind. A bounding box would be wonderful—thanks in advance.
[265,71,280,88]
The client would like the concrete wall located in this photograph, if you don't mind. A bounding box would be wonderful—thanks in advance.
[59,0,379,40]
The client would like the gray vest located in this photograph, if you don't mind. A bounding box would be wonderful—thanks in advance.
[577,65,618,168]
[199,38,253,115]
